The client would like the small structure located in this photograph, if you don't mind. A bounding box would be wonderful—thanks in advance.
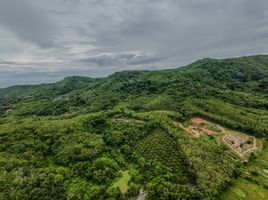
[5,109,12,113]
[135,190,148,200]
[53,96,69,101]
[242,160,249,165]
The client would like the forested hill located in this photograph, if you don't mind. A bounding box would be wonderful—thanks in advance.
[0,55,268,200]
[1,55,267,136]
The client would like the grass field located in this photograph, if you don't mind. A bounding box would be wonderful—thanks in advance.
[220,178,268,200]
[220,141,268,200]
[112,170,131,193]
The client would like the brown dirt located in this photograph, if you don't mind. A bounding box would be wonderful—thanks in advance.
[173,122,201,137]
[222,133,257,157]
[186,126,202,137]
[176,117,259,158]
[192,117,209,124]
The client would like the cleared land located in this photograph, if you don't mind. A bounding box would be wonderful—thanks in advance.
[221,143,268,200]
[112,170,131,193]
[111,117,144,124]
[176,117,260,158]
[223,131,257,157]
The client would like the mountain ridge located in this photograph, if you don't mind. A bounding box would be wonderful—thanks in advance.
[0,55,268,199]
[1,54,267,90]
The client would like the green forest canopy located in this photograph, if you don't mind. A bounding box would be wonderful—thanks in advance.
[0,55,267,199]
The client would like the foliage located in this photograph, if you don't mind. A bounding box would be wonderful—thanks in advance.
[0,55,268,199]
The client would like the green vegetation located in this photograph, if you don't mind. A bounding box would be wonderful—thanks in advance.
[0,55,267,199]
[136,131,188,179]
[112,170,131,193]
[221,141,268,200]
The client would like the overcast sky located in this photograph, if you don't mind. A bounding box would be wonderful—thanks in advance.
[0,0,268,87]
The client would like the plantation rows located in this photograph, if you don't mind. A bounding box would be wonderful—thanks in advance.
[135,132,185,176]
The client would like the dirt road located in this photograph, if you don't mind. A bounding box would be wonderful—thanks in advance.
[135,191,148,200]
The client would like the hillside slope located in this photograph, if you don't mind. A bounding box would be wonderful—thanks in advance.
[0,55,267,199]
[1,55,267,136]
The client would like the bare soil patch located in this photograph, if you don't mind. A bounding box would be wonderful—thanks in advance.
[222,132,257,157]
[175,117,259,158]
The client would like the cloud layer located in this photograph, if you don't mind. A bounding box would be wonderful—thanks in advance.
[0,0,268,87]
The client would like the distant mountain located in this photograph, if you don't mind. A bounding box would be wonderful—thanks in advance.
[1,55,267,134]
[0,55,267,199]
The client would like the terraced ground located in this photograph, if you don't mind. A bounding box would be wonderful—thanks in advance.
[222,131,258,158]
[220,143,268,200]
[177,117,261,159]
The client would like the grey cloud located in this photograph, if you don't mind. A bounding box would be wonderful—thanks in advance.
[84,0,268,61]
[0,0,57,48]
[80,55,122,67]
[0,0,268,87]
[78,52,165,67]
[128,55,167,66]
[78,53,136,67]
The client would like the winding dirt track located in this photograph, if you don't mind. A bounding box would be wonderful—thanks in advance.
[222,134,257,157]
[135,191,148,200]
[176,118,258,158]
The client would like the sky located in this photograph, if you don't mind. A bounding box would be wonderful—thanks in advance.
[0,0,268,87]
